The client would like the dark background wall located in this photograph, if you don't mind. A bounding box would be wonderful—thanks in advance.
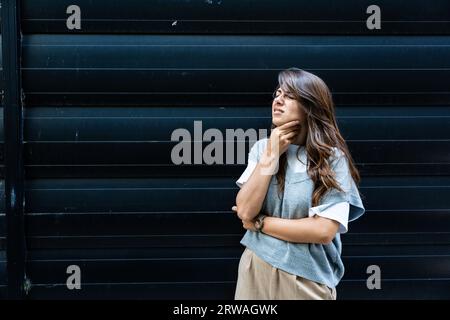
[1,0,450,299]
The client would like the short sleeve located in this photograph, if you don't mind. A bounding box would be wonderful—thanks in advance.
[309,148,365,223]
[308,201,349,233]
[235,139,266,188]
[236,160,257,188]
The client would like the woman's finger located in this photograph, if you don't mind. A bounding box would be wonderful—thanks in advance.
[279,124,301,136]
[278,120,300,131]
[283,131,299,140]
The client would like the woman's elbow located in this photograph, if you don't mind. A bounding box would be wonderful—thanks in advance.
[319,233,335,245]
[235,205,253,221]
[235,196,251,221]
[316,219,339,245]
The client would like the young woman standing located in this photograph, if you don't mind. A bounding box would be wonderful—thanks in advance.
[232,68,365,300]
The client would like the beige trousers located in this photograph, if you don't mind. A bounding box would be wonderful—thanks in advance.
[235,247,337,300]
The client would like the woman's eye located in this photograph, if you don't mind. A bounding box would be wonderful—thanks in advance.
[273,90,293,99]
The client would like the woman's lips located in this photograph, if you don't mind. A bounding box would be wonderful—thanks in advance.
[273,108,284,115]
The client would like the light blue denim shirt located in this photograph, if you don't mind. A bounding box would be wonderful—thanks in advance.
[236,138,366,288]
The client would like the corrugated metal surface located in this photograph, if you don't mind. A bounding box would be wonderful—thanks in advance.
[1,0,450,299]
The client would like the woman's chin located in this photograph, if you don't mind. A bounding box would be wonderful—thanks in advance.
[272,117,292,127]
[272,117,285,127]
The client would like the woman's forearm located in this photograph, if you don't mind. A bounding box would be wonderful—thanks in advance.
[235,153,278,221]
[260,215,339,245]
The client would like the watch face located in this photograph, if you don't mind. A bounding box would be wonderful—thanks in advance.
[257,216,265,231]
[255,218,263,230]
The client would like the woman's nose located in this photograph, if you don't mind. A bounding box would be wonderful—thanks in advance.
[275,96,284,104]
[274,92,287,103]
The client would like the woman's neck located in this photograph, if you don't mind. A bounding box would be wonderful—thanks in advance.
[291,123,307,146]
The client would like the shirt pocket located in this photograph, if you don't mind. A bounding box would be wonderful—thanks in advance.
[269,175,279,185]
[287,171,310,184]
[284,171,314,216]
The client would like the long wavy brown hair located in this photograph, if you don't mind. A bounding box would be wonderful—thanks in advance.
[272,68,361,207]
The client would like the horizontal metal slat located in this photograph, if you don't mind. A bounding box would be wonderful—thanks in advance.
[21,0,450,35]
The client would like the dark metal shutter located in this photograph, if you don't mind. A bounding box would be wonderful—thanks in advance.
[1,0,450,299]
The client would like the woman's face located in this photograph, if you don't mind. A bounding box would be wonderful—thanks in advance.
[272,87,307,127]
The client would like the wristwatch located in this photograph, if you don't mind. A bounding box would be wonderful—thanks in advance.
[254,214,267,232]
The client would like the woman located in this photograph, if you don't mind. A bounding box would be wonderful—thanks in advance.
[232,67,365,300]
